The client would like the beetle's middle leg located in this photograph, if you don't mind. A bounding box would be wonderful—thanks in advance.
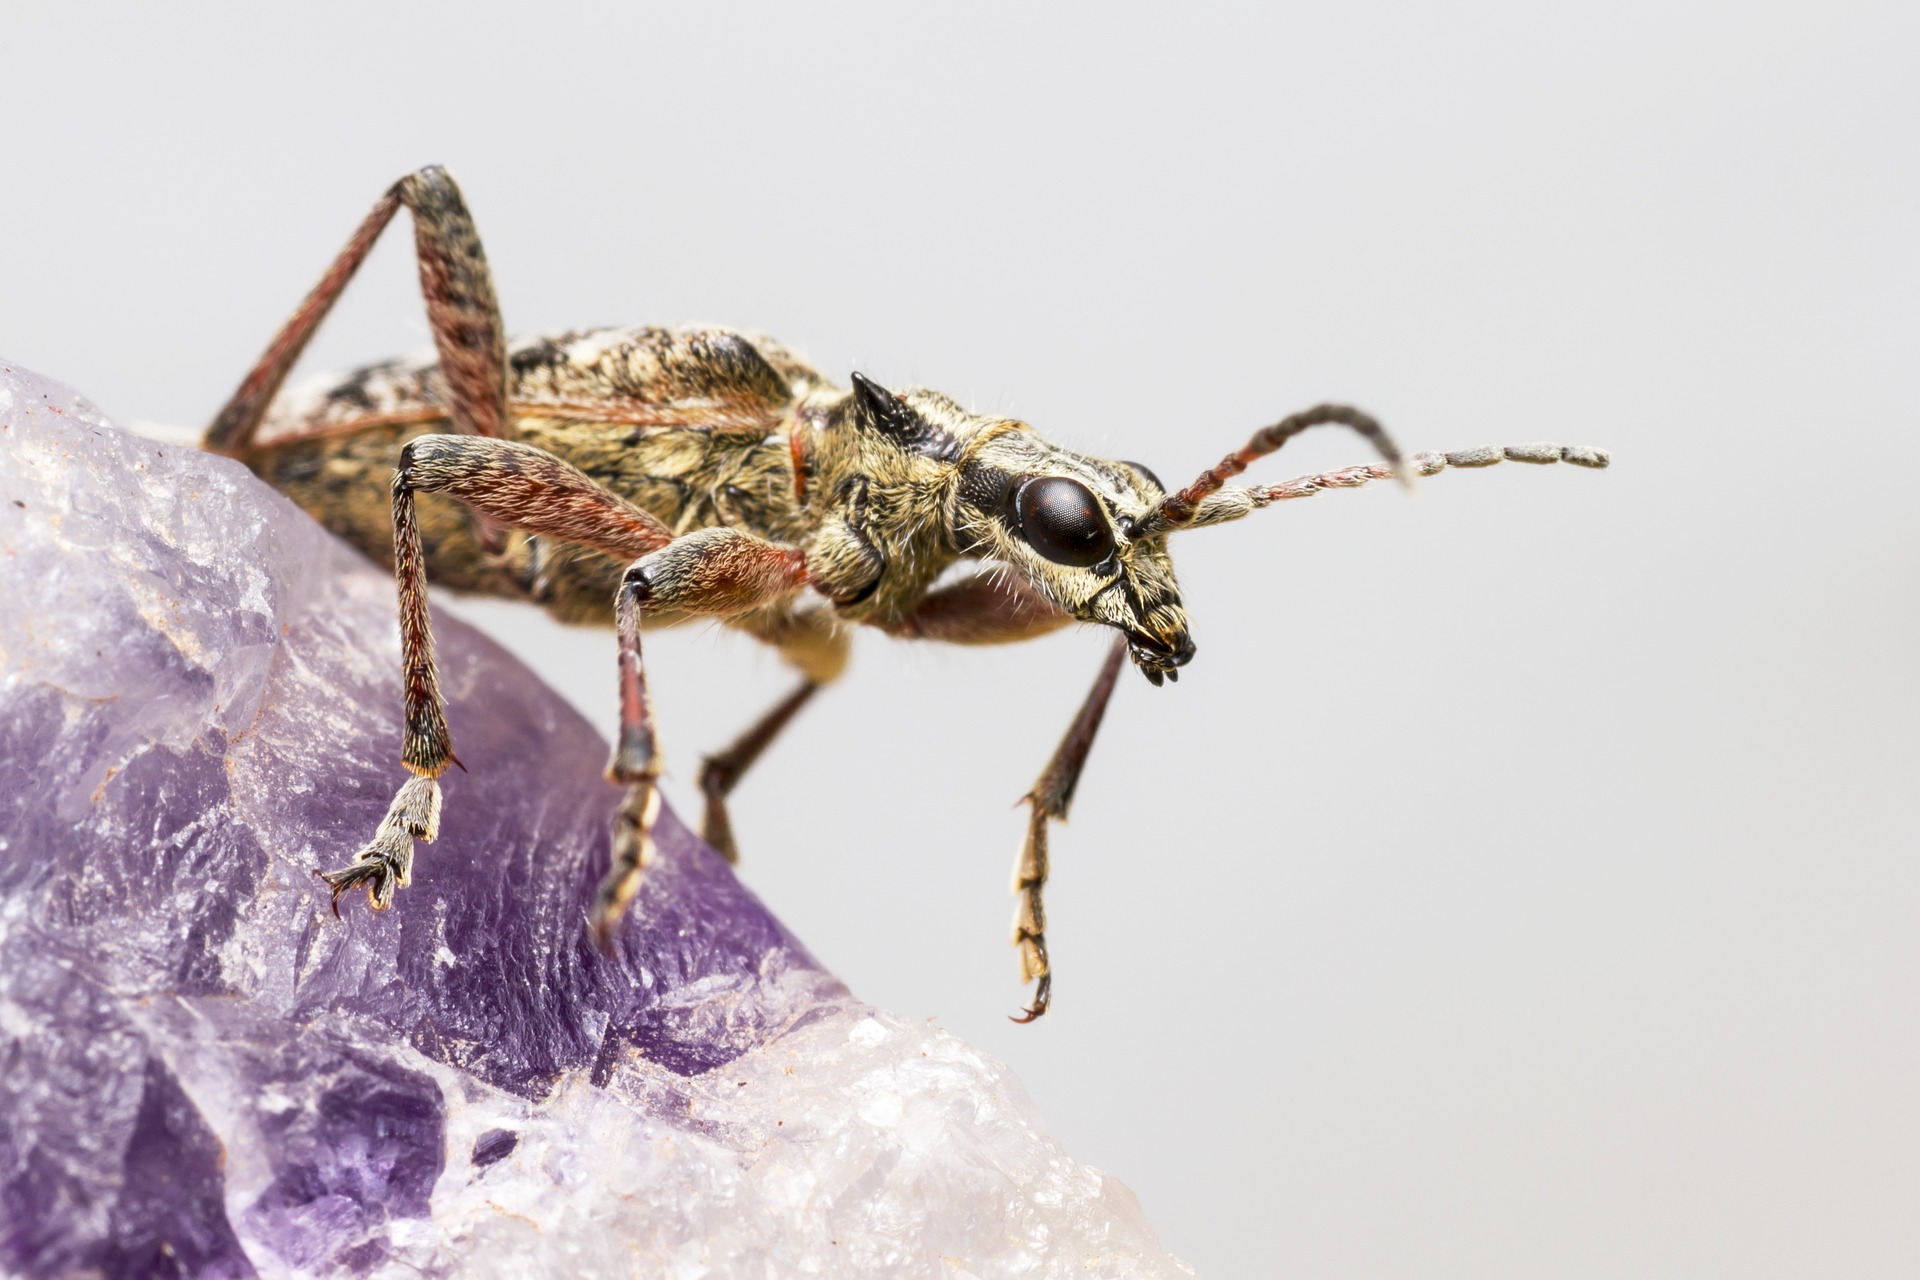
[696,682,816,864]
[696,607,851,863]
[592,531,811,947]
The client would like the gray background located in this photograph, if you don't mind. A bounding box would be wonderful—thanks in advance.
[5,3,1916,1274]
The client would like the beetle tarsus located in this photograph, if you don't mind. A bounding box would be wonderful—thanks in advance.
[1011,975,1052,1024]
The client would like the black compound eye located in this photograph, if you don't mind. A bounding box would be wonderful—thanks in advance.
[1120,460,1165,494]
[1011,476,1114,568]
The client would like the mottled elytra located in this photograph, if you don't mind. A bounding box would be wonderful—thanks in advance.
[204,165,1610,1023]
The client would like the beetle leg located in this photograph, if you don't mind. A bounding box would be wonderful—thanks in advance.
[390,434,674,561]
[591,530,811,949]
[205,167,512,548]
[1007,637,1127,1023]
[321,435,674,915]
[887,574,1120,1021]
[693,607,851,862]
[696,680,817,865]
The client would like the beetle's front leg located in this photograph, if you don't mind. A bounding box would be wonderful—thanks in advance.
[591,530,810,949]
[1009,637,1127,1022]
[888,573,1122,1020]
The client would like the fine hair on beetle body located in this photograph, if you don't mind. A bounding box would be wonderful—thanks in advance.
[203,165,1610,1022]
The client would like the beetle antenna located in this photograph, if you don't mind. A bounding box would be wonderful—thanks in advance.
[1160,443,1611,530]
[1136,403,1406,536]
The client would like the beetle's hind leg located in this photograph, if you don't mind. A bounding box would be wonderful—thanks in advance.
[206,166,512,464]
[318,452,464,911]
[322,433,674,915]
[319,776,443,913]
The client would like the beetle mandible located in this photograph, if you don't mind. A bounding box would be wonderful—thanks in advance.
[203,166,1609,1021]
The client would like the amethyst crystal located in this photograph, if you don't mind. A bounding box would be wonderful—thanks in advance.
[0,362,1190,1278]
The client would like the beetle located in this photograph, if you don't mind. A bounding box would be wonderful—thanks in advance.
[203,166,1608,1021]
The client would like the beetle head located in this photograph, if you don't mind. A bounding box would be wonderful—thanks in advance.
[954,421,1195,684]
[844,373,1195,681]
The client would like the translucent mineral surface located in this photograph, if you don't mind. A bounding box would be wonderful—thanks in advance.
[0,362,1190,1278]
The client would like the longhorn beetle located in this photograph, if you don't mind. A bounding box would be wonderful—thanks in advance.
[204,166,1609,1021]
